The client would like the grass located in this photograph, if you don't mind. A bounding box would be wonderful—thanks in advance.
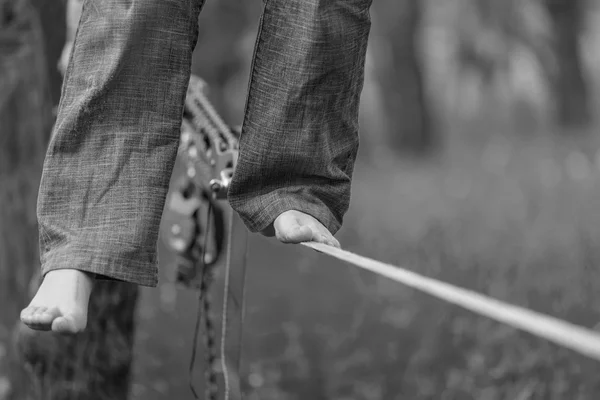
[131,123,600,400]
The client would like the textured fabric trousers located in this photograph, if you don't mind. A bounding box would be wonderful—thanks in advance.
[38,0,373,286]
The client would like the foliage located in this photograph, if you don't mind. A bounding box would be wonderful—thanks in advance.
[235,127,600,400]
[3,0,600,398]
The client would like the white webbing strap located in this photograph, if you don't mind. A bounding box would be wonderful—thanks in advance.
[301,241,600,361]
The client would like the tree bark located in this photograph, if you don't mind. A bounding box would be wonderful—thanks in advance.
[372,0,435,156]
[29,0,66,105]
[1,1,140,399]
[0,0,53,396]
[544,0,591,128]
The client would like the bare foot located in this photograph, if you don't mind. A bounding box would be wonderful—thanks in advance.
[261,210,341,248]
[20,269,94,334]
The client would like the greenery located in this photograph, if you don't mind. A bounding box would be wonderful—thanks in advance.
[3,0,600,399]
[130,120,600,400]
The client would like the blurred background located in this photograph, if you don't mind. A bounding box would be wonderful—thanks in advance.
[3,0,600,399]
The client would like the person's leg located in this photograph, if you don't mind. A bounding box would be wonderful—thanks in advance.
[21,0,204,333]
[228,0,373,245]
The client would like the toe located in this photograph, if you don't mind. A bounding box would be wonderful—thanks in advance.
[52,314,85,334]
[316,233,336,247]
[20,306,37,322]
[32,306,47,316]
[277,225,313,243]
[21,306,60,330]
[327,236,342,249]
[273,210,341,247]
[32,307,58,325]
[309,226,340,248]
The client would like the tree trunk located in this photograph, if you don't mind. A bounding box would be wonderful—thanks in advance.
[1,1,140,399]
[0,0,54,396]
[372,0,435,156]
[544,0,591,128]
[29,0,66,105]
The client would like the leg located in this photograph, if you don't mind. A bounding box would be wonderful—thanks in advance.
[229,0,373,246]
[21,0,204,333]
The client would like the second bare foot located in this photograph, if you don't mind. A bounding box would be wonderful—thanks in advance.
[20,269,94,334]
[261,210,341,248]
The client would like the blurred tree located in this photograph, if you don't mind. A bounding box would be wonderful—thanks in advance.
[30,0,66,106]
[372,0,435,156]
[542,0,591,128]
[2,1,140,399]
[192,0,260,124]
[450,0,591,129]
[0,0,53,396]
